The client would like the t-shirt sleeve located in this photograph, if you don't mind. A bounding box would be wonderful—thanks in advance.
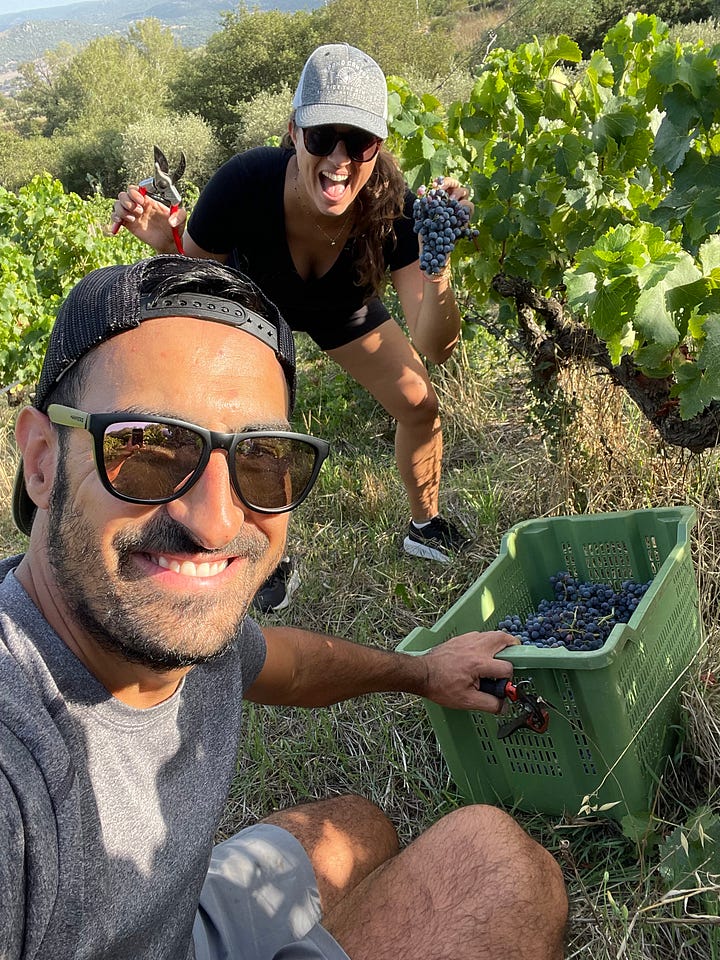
[386,187,420,272]
[0,718,63,960]
[0,770,25,960]
[187,148,284,256]
[238,616,267,693]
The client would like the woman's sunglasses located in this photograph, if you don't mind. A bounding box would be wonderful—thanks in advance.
[301,125,382,163]
[48,404,329,514]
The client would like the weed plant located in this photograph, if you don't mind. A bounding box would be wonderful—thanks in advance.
[2,329,719,958]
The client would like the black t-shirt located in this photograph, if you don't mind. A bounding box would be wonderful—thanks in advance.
[187,147,419,350]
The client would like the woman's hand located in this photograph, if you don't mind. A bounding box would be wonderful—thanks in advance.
[112,186,188,254]
[434,176,474,218]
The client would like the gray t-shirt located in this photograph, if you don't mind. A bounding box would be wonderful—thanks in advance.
[0,556,266,959]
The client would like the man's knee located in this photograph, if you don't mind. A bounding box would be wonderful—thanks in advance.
[428,805,567,920]
[262,794,400,910]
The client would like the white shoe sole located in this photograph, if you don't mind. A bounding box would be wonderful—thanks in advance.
[266,567,301,611]
[403,536,451,564]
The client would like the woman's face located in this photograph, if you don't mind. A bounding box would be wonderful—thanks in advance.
[291,121,380,218]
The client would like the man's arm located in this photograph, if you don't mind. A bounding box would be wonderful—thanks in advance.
[245,628,519,713]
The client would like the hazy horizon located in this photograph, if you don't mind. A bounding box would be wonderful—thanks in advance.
[0,0,95,14]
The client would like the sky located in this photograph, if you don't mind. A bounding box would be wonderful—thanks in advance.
[0,0,94,13]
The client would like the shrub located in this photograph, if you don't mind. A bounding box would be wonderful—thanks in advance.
[232,86,294,154]
[120,112,223,191]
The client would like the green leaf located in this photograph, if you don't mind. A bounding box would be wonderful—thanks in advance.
[652,117,695,173]
[544,35,582,66]
[621,812,659,846]
[698,316,720,384]
[699,237,720,274]
[634,251,700,348]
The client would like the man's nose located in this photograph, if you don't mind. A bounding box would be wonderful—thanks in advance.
[165,449,246,549]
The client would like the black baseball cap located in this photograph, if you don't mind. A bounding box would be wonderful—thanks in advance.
[12,255,297,536]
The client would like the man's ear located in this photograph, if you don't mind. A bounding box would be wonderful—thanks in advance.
[15,407,58,512]
[288,119,297,145]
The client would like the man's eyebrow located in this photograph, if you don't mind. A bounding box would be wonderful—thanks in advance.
[241,419,292,432]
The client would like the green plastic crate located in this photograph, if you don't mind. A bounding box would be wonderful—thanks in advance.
[397,507,703,819]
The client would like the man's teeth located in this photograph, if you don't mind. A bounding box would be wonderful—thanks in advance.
[154,555,229,577]
[323,171,348,182]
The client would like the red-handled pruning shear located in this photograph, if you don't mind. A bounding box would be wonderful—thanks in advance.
[478,677,552,739]
[112,145,186,255]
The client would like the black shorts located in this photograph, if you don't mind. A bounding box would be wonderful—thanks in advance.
[297,296,392,351]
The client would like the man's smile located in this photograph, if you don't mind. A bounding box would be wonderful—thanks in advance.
[150,554,231,578]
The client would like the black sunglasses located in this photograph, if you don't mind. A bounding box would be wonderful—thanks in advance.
[48,404,330,514]
[301,125,382,163]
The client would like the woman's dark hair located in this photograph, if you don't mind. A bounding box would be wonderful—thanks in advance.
[282,119,407,294]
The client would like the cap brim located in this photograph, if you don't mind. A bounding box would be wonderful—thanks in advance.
[294,104,388,140]
[12,461,35,536]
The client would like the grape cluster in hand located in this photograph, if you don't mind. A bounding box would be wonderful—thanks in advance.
[413,181,478,276]
[497,572,651,651]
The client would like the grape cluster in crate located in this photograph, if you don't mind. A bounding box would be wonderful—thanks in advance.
[497,572,651,651]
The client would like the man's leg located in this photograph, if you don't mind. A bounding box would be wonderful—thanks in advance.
[262,795,400,917]
[320,804,568,960]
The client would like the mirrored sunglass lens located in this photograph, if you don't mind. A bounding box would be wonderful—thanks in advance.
[102,421,204,500]
[234,437,316,510]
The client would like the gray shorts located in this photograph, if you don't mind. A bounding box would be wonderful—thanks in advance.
[193,823,351,960]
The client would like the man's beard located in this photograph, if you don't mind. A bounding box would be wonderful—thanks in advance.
[46,457,277,671]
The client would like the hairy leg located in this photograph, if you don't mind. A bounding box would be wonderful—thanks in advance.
[262,795,400,917]
[328,322,442,522]
[323,804,568,960]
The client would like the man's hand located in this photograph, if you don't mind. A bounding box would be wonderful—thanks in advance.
[420,631,520,713]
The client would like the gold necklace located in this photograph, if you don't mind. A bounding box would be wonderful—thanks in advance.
[293,174,352,247]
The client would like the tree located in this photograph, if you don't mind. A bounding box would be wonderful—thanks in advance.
[10,20,189,196]
[318,0,458,78]
[171,6,320,151]
[15,23,185,137]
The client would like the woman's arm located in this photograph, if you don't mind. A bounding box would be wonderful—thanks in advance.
[392,261,462,364]
[390,177,472,364]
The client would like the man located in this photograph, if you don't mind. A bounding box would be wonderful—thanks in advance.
[1,255,568,959]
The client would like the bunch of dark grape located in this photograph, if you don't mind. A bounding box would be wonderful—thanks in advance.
[496,572,652,652]
[412,178,479,277]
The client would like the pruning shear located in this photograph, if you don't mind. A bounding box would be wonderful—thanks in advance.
[113,145,186,255]
[478,678,552,739]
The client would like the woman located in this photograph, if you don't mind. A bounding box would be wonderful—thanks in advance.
[113,43,473,610]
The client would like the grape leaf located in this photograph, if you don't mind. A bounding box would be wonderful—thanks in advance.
[634,252,700,348]
[651,116,695,173]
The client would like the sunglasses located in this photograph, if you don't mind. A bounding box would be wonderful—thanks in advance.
[48,404,330,514]
[301,125,382,163]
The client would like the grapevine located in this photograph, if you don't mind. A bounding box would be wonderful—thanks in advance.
[412,178,479,277]
[387,14,720,449]
[0,174,147,398]
[497,572,651,651]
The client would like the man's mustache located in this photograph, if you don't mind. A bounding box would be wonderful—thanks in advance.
[113,513,268,562]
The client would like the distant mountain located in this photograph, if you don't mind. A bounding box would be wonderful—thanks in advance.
[0,0,320,91]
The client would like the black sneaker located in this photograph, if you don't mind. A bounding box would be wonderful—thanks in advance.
[403,516,471,563]
[251,557,300,613]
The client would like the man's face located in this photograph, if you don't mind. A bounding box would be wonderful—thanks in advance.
[46,315,291,670]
